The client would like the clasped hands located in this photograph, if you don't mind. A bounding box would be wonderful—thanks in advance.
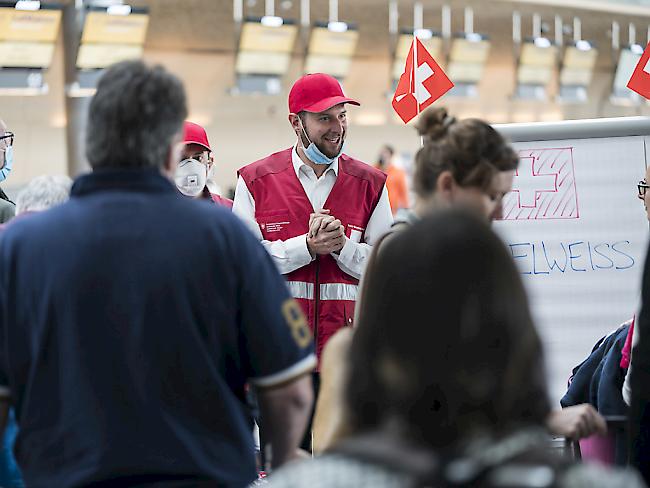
[306,209,346,258]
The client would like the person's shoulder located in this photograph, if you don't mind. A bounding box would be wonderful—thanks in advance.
[560,463,647,488]
[339,155,387,186]
[192,197,241,227]
[238,148,293,180]
[2,203,68,239]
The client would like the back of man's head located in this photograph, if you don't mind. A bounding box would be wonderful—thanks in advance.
[15,174,72,214]
[85,61,187,170]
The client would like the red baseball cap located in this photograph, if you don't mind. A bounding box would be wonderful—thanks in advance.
[182,121,211,152]
[288,73,360,114]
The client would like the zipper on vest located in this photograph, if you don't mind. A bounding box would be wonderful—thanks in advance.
[314,256,320,346]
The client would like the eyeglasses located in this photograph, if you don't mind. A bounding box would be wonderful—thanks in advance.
[0,132,13,147]
[184,152,210,165]
[638,180,650,197]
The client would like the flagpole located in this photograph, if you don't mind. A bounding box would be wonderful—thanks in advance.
[413,33,424,148]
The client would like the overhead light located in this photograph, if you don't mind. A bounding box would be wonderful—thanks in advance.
[260,15,283,27]
[413,28,433,40]
[631,43,644,55]
[558,40,597,102]
[515,38,558,100]
[14,1,40,11]
[327,21,348,33]
[447,32,490,97]
[465,32,483,43]
[77,8,149,69]
[236,18,297,76]
[305,22,358,78]
[106,4,132,16]
[234,16,297,92]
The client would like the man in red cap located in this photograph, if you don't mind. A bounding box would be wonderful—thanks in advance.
[233,73,393,450]
[175,121,232,208]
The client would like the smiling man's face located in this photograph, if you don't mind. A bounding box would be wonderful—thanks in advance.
[299,104,347,159]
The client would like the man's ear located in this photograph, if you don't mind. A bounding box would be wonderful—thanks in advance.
[288,113,301,136]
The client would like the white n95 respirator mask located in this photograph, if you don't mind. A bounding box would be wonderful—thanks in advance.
[175,158,207,197]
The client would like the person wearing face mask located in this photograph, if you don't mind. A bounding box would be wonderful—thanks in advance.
[0,119,16,224]
[175,121,233,208]
[233,72,393,451]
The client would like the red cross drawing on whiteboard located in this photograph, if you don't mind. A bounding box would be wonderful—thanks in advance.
[511,156,557,208]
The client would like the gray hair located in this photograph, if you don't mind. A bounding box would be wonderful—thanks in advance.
[15,175,72,214]
[85,60,187,170]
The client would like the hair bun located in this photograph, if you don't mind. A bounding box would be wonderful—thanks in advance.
[416,107,455,142]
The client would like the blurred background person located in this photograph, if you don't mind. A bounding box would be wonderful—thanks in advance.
[267,209,645,488]
[0,119,15,224]
[0,173,71,488]
[375,144,409,215]
[175,121,233,207]
[628,166,650,484]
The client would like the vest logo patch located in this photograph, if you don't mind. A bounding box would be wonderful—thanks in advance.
[347,224,365,243]
[263,221,290,233]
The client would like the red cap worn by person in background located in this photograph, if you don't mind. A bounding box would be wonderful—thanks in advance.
[183,121,211,151]
[180,121,233,208]
[288,73,360,114]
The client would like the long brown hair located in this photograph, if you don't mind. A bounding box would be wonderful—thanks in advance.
[346,209,550,449]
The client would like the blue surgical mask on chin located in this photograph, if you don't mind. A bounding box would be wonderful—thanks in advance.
[0,145,13,183]
[299,120,343,166]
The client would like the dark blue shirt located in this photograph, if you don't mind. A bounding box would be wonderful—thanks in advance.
[0,168,314,487]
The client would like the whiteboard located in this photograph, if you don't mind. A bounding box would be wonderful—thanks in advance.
[492,117,650,405]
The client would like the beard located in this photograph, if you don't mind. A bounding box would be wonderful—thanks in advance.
[299,122,345,159]
[314,141,340,159]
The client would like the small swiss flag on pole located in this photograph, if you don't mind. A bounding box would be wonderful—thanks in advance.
[392,37,454,124]
[627,41,650,99]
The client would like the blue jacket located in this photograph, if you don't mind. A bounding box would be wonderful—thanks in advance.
[560,323,629,416]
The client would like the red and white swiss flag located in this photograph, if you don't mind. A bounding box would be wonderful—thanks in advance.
[627,41,650,99]
[392,38,454,124]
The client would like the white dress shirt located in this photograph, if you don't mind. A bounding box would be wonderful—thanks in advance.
[232,147,393,279]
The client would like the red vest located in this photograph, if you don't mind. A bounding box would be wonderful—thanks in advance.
[239,148,386,361]
[201,188,233,208]
[210,193,233,209]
